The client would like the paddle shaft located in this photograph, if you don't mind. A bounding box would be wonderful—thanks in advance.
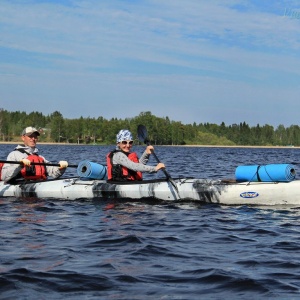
[0,160,78,168]
[137,124,180,196]
[146,142,180,193]
[147,145,172,179]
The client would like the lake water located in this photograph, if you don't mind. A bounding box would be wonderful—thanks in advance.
[1,144,300,299]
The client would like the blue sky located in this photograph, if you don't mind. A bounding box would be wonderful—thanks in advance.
[1,0,300,127]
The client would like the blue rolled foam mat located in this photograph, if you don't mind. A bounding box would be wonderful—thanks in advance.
[235,164,296,182]
[77,160,107,180]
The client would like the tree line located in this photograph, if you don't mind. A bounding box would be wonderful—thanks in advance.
[0,108,299,146]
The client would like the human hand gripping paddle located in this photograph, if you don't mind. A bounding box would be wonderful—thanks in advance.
[137,125,180,196]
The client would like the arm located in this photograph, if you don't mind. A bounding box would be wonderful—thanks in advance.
[139,150,151,165]
[1,151,26,183]
[139,146,165,172]
[113,152,157,173]
[42,157,67,179]
[2,152,67,182]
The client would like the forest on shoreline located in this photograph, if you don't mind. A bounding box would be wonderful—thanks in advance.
[0,109,299,146]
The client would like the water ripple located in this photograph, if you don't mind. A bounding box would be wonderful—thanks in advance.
[1,146,300,299]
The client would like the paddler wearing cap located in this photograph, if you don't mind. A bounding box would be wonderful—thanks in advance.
[106,129,165,181]
[1,126,68,184]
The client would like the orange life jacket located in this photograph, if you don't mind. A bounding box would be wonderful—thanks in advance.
[106,150,143,181]
[20,154,47,181]
[0,162,4,181]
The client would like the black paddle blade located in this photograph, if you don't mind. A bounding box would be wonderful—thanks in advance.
[137,125,149,144]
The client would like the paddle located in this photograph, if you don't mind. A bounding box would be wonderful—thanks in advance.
[137,124,179,195]
[0,160,78,168]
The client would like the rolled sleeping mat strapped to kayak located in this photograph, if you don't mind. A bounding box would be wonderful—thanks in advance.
[77,160,107,180]
[235,164,296,182]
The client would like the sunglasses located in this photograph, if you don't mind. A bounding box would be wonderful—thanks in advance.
[25,134,39,139]
[121,141,134,145]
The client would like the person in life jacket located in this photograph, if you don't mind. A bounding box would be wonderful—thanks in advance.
[1,126,68,183]
[106,129,165,181]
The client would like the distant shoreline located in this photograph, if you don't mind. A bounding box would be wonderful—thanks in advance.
[0,142,299,149]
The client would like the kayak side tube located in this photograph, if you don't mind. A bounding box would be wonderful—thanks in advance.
[1,178,300,205]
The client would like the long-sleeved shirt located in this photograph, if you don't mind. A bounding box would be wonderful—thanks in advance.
[2,144,66,183]
[112,149,157,173]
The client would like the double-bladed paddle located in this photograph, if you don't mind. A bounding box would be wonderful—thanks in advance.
[137,124,180,195]
[0,160,78,168]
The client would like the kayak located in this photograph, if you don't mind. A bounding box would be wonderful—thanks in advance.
[1,177,300,205]
[2,124,298,205]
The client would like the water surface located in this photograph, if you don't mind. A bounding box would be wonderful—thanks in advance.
[1,144,300,299]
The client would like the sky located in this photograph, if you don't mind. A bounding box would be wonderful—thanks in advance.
[1,0,300,127]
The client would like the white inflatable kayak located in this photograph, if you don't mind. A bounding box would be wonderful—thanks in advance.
[1,177,300,205]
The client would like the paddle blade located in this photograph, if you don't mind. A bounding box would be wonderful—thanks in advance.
[137,125,149,144]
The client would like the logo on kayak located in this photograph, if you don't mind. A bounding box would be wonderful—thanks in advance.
[240,191,259,198]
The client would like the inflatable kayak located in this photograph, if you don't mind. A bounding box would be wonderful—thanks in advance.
[1,177,300,205]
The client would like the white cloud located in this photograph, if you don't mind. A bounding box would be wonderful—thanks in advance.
[1,0,300,127]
